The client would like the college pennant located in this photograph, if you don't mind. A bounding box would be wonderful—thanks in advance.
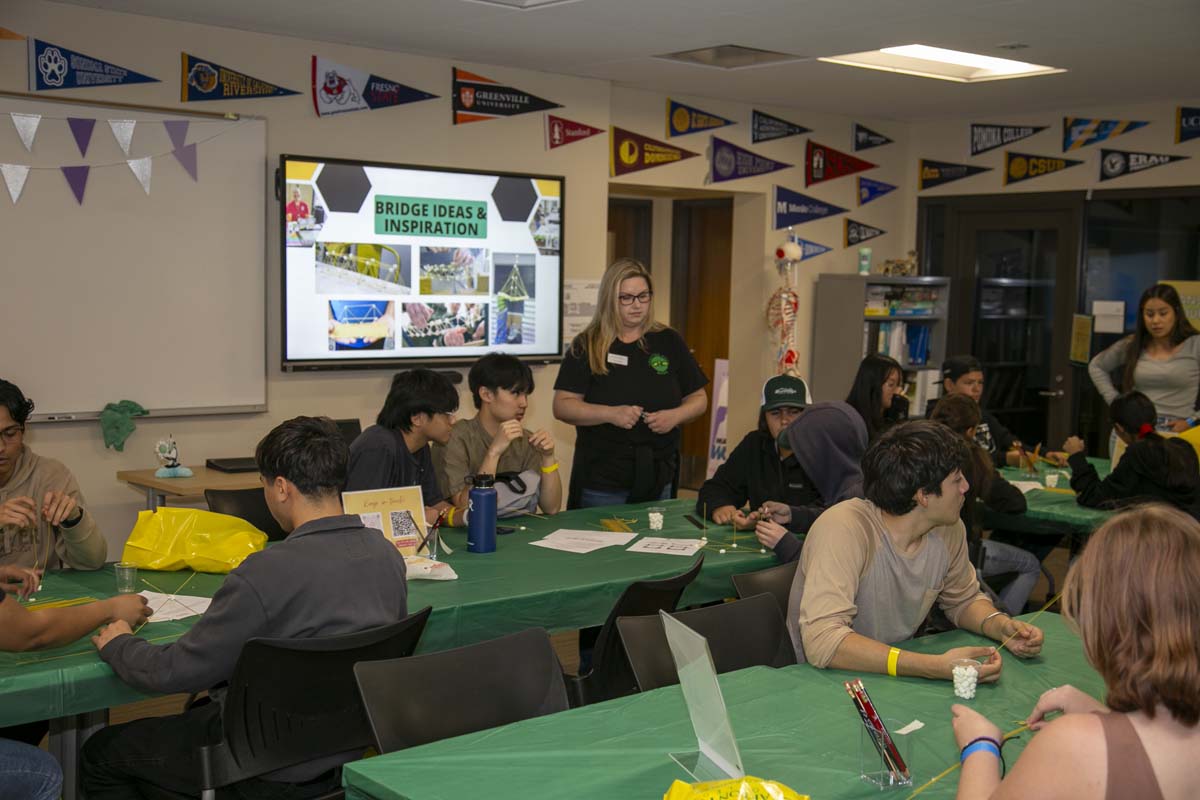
[857,176,896,206]
[182,53,300,101]
[452,68,561,124]
[610,127,699,176]
[919,159,992,190]
[845,219,885,247]
[1062,117,1148,151]
[969,123,1047,156]
[311,56,437,117]
[708,136,792,183]
[806,140,876,187]
[29,38,159,90]
[667,99,735,137]
[1176,106,1200,144]
[852,123,892,151]
[546,114,604,149]
[1099,149,1189,181]
[793,238,833,261]
[751,110,810,144]
[1004,151,1084,185]
[772,185,847,228]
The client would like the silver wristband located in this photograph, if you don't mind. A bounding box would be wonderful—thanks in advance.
[980,610,1009,636]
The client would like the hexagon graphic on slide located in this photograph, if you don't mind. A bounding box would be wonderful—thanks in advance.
[316,164,372,213]
[491,177,537,222]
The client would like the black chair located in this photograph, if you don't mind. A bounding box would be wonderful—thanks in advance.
[334,418,362,446]
[731,560,798,621]
[616,593,795,692]
[354,627,568,754]
[204,488,288,542]
[197,607,431,800]
[565,554,704,707]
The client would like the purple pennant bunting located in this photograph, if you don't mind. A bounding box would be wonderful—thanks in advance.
[61,165,90,204]
[163,120,189,151]
[67,117,96,157]
[173,143,198,181]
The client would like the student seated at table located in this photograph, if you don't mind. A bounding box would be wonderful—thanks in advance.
[0,379,107,571]
[346,368,457,525]
[930,395,1041,616]
[1063,390,1200,519]
[845,354,905,442]
[81,416,409,800]
[751,401,868,564]
[433,353,561,521]
[786,420,1044,681]
[949,504,1200,799]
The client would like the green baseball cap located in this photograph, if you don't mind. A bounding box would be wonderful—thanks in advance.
[761,375,810,413]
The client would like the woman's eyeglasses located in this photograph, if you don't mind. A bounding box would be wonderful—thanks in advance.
[618,291,653,306]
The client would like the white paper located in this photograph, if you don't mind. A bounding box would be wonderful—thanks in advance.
[562,278,600,347]
[140,591,212,622]
[1095,314,1124,334]
[627,537,705,556]
[1092,300,1125,316]
[529,529,637,554]
[1009,481,1044,495]
[895,720,925,736]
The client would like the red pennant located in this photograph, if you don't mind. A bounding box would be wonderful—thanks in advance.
[806,140,876,187]
[546,114,603,150]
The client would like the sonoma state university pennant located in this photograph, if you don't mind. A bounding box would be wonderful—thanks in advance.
[30,39,158,90]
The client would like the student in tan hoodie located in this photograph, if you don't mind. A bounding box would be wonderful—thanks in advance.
[0,380,106,571]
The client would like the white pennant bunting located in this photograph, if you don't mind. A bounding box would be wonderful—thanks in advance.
[108,119,136,156]
[0,164,30,203]
[11,113,41,152]
[127,156,152,194]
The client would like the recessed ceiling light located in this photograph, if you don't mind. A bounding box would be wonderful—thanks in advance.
[461,0,582,9]
[656,44,806,70]
[818,44,1064,83]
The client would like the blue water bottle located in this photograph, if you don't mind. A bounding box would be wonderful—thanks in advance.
[466,473,498,553]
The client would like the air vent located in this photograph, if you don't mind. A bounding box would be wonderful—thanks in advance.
[656,45,806,70]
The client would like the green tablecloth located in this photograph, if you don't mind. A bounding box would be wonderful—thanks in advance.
[994,458,1113,532]
[343,613,1101,800]
[0,499,772,726]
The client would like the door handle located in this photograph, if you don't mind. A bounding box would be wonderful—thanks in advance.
[1038,390,1065,398]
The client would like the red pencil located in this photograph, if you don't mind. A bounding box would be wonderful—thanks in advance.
[853,679,909,779]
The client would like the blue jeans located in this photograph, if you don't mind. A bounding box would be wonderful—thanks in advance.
[578,485,673,509]
[0,737,62,800]
[981,539,1040,616]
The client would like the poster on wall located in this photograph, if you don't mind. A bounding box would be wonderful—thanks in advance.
[29,38,159,90]
[610,127,699,176]
[845,219,885,247]
[969,123,1047,156]
[708,136,792,183]
[546,114,603,149]
[1004,151,1083,185]
[1176,107,1200,144]
[705,359,730,480]
[1160,281,1200,327]
[806,140,875,187]
[311,56,436,117]
[857,176,896,206]
[452,68,561,124]
[751,110,810,143]
[1062,117,1148,151]
[1069,315,1093,365]
[852,123,892,151]
[667,99,735,137]
[919,158,991,190]
[181,53,299,102]
[1099,149,1189,181]
[772,185,847,228]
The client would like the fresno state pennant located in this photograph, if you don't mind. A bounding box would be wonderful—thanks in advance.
[452,68,561,124]
[311,56,436,117]
[845,219,885,247]
[806,140,876,187]
[182,53,298,101]
[1099,149,1189,181]
[1004,151,1084,185]
[610,127,699,177]
[546,114,603,149]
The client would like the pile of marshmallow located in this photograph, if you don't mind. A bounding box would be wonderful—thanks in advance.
[648,511,664,531]
[952,662,980,699]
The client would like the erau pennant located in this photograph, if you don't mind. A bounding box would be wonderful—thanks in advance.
[452,68,561,124]
[806,141,876,187]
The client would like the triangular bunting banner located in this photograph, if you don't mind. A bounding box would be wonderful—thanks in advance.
[858,176,897,206]
[1004,152,1084,185]
[452,68,561,124]
[108,119,135,156]
[806,140,876,187]
[919,159,992,190]
[183,53,300,101]
[667,99,735,137]
[1177,107,1200,144]
[67,117,96,157]
[1099,149,1189,182]
[311,56,437,117]
[546,114,603,149]
[610,127,699,176]
[852,123,892,151]
[163,120,189,150]
[970,123,1047,156]
[128,156,152,194]
[11,113,40,151]
[709,136,792,183]
[1,164,30,204]
[173,143,199,181]
[752,110,810,144]
[29,38,159,90]
[61,165,90,204]
[845,219,885,247]
[0,27,26,41]
[772,185,847,229]
[1063,117,1148,151]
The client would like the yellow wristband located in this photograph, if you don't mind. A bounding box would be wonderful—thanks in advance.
[446,507,455,527]
[887,647,900,677]
[540,462,560,474]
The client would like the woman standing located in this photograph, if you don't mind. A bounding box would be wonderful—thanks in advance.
[1088,284,1200,434]
[553,259,708,508]
[845,354,904,441]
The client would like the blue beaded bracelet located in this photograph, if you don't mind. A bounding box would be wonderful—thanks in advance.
[960,740,1002,763]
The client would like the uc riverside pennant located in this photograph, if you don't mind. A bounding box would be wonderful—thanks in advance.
[857,176,896,206]
[1099,149,1189,181]
[852,123,892,151]
[29,38,158,91]
[1177,107,1200,144]
[182,53,298,101]
[845,219,885,247]
[709,137,792,183]
[546,114,603,150]
[610,127,699,177]
[919,159,992,190]
[1005,152,1083,185]
[453,68,561,124]
[1063,117,1148,151]
[806,140,876,187]
[311,56,436,117]
[970,123,1047,156]
[751,110,810,144]
[773,185,847,229]
[667,99,735,137]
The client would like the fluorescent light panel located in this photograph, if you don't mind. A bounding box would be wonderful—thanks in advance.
[819,44,1064,82]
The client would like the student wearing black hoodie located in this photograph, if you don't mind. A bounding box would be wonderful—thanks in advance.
[753,401,869,563]
[1064,391,1200,518]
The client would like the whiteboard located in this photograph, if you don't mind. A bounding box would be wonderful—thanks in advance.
[0,94,267,420]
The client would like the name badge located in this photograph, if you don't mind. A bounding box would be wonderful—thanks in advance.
[607,352,629,366]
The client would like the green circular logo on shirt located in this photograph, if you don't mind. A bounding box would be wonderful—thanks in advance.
[649,353,670,375]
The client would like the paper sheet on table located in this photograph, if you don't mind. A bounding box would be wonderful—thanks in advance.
[529,529,637,554]
[140,590,213,622]
[627,537,705,556]
[1009,481,1044,495]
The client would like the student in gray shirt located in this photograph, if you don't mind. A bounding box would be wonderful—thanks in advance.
[787,420,1044,682]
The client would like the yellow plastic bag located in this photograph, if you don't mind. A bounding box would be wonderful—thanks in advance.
[663,776,809,800]
[121,508,267,573]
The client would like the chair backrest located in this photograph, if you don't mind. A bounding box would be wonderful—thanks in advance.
[204,487,288,542]
[199,606,431,789]
[354,627,568,754]
[731,560,799,621]
[334,418,362,446]
[616,593,795,692]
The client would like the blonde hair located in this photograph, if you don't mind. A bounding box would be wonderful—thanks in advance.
[572,258,664,375]
[1063,504,1200,725]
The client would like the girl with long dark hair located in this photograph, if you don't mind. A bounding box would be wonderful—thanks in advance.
[845,354,903,440]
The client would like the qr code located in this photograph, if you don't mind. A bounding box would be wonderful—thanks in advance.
[389,510,420,542]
